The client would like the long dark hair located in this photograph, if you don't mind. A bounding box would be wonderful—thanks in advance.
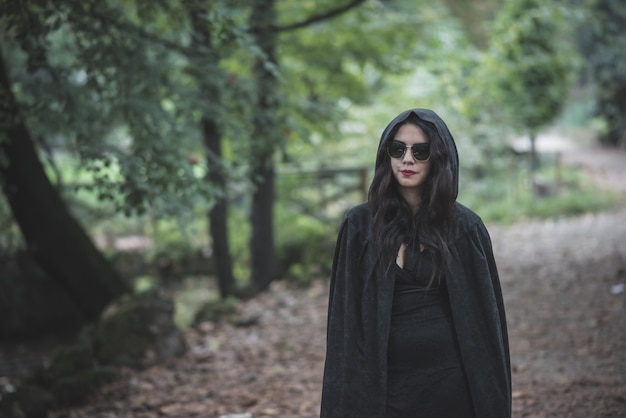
[368,114,456,286]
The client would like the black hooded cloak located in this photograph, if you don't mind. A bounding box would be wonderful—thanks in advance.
[320,109,511,417]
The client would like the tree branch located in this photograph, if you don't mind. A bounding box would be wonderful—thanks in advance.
[59,2,197,58]
[272,0,367,32]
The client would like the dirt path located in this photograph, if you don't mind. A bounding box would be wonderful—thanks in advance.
[48,143,626,418]
[493,142,626,417]
[492,208,626,417]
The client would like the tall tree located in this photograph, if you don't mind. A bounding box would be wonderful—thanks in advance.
[440,0,502,49]
[3,0,444,301]
[488,0,570,191]
[0,0,211,307]
[246,0,371,291]
[248,0,280,292]
[576,0,626,147]
[0,50,129,321]
[187,0,236,298]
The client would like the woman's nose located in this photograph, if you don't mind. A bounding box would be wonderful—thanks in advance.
[402,146,415,162]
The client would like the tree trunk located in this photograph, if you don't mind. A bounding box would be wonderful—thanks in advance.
[202,117,235,298]
[250,159,276,291]
[249,0,279,292]
[0,50,128,321]
[188,0,236,299]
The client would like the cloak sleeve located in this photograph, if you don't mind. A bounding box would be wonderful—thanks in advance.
[320,204,394,418]
[445,207,512,417]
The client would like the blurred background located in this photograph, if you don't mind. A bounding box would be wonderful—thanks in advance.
[0,0,625,415]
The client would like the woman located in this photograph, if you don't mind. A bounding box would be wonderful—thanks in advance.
[320,108,511,417]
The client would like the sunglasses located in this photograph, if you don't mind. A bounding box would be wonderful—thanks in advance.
[386,141,431,161]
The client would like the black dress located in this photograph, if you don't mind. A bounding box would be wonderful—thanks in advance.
[386,244,475,417]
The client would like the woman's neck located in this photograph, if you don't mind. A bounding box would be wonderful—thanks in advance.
[400,189,421,214]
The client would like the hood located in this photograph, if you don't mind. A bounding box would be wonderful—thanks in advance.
[374,108,459,199]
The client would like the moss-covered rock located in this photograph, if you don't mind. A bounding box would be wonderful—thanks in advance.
[45,342,93,382]
[0,289,186,417]
[192,298,239,325]
[93,289,187,368]
[0,384,54,418]
[50,367,118,406]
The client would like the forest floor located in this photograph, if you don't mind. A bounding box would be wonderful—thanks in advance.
[36,139,626,417]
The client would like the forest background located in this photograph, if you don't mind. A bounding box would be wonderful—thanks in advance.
[0,0,625,416]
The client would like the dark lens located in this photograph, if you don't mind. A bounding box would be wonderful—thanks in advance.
[412,143,430,161]
[387,141,405,158]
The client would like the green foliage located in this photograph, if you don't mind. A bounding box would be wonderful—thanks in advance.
[439,0,502,49]
[226,204,252,281]
[275,207,338,284]
[1,0,228,218]
[278,0,442,158]
[459,155,620,224]
[576,0,626,147]
[2,0,620,297]
[173,276,213,328]
[486,0,572,134]
[1,0,434,268]
[192,296,239,325]
[134,275,158,293]
[144,214,207,262]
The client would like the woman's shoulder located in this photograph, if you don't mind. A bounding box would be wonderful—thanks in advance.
[340,202,373,238]
[450,202,488,241]
[453,201,482,223]
[344,202,371,222]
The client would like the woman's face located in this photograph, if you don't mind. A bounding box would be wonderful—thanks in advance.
[388,123,432,199]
